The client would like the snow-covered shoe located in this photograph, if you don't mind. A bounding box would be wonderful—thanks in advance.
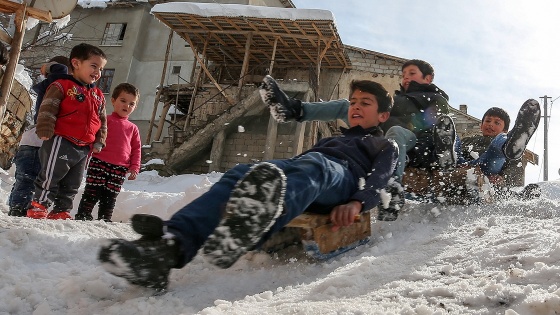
[433,115,457,171]
[378,177,405,221]
[203,162,286,268]
[503,99,541,160]
[98,235,180,291]
[259,75,302,123]
[27,201,48,219]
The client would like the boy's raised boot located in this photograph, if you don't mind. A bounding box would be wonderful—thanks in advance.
[377,177,405,221]
[503,99,541,160]
[27,201,48,219]
[259,75,302,123]
[203,162,286,268]
[433,115,457,171]
[98,215,181,291]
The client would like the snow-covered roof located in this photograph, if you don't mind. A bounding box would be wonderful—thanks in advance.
[151,3,334,22]
[151,3,350,70]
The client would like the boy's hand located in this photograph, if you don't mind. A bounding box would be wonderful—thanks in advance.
[127,170,138,180]
[92,147,101,153]
[330,200,362,232]
[40,136,50,141]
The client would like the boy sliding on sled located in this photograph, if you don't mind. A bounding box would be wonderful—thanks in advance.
[260,59,453,218]
[99,80,398,290]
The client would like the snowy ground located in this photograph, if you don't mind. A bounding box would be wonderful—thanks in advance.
[1,167,559,315]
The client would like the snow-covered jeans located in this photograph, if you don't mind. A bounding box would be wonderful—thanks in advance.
[8,145,41,210]
[468,133,507,175]
[166,152,357,267]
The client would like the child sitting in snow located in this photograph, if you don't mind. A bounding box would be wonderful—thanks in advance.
[75,83,142,222]
[98,79,398,290]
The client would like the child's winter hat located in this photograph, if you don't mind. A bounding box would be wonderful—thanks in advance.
[482,107,510,131]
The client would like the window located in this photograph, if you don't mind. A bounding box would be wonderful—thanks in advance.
[172,66,181,74]
[97,69,115,94]
[101,23,127,46]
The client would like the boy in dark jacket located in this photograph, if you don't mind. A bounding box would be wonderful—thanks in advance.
[27,43,108,220]
[98,79,398,290]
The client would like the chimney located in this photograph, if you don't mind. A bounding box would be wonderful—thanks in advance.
[459,104,468,114]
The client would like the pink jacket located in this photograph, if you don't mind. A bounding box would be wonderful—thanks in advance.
[93,112,141,173]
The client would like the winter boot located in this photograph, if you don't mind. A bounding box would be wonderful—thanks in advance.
[259,75,303,123]
[377,177,405,221]
[203,162,286,268]
[98,215,180,291]
[433,115,457,171]
[8,206,26,217]
[27,201,48,219]
[131,213,165,239]
[503,99,541,160]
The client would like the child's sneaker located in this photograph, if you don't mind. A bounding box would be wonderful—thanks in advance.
[433,115,457,171]
[75,212,93,221]
[98,235,181,291]
[27,201,48,219]
[203,162,286,268]
[378,177,405,221]
[47,210,72,220]
[259,75,302,123]
[503,99,541,160]
[8,206,26,217]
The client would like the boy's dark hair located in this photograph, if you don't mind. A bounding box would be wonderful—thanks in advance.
[48,55,70,68]
[482,107,510,131]
[350,80,393,112]
[0,42,8,65]
[69,43,107,70]
[402,59,435,78]
[112,82,139,100]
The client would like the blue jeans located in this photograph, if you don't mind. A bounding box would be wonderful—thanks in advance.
[9,145,41,209]
[302,99,350,125]
[468,133,507,175]
[166,152,357,267]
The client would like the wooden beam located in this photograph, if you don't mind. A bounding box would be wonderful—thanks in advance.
[183,34,235,106]
[0,1,52,22]
[237,32,253,100]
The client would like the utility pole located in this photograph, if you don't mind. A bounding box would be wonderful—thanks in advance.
[540,95,551,181]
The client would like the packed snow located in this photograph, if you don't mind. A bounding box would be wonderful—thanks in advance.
[1,164,559,314]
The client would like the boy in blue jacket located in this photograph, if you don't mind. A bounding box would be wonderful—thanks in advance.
[99,79,398,290]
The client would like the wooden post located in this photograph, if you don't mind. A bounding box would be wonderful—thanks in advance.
[263,37,279,160]
[237,32,253,101]
[183,35,208,131]
[0,4,26,119]
[146,29,173,144]
[154,101,171,141]
[208,130,226,172]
